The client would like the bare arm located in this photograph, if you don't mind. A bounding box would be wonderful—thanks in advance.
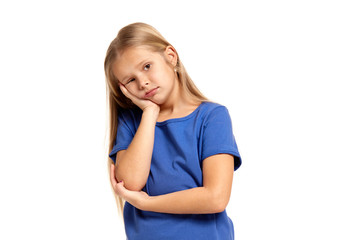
[114,85,159,191]
[115,109,158,191]
[111,154,234,214]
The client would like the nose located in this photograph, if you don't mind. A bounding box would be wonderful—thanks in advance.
[138,76,150,89]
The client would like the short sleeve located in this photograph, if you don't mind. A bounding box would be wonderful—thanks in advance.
[108,109,139,163]
[201,106,241,170]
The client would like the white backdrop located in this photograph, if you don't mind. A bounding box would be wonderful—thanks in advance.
[1,0,359,239]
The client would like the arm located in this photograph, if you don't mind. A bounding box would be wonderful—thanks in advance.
[114,85,159,191]
[111,154,234,214]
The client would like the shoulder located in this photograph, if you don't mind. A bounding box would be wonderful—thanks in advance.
[118,107,142,130]
[200,101,224,109]
[198,101,231,123]
[118,107,142,119]
[201,101,230,112]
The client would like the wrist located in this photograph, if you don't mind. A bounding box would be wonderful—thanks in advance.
[142,107,159,121]
[138,195,153,212]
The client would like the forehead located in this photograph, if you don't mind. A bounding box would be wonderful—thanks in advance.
[112,47,159,77]
[117,46,156,63]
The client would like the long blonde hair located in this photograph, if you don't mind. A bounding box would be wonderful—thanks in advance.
[104,22,207,215]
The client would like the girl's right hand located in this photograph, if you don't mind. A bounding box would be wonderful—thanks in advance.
[120,84,160,113]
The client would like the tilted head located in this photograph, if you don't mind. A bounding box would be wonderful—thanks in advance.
[104,22,206,109]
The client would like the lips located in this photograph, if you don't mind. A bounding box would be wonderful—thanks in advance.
[144,87,159,98]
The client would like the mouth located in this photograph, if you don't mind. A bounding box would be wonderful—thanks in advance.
[144,87,159,98]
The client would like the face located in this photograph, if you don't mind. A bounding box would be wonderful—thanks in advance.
[112,46,178,105]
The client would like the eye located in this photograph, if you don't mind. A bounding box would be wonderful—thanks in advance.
[126,78,135,84]
[144,63,151,71]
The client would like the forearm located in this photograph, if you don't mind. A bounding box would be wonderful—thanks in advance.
[141,187,228,214]
[115,109,158,190]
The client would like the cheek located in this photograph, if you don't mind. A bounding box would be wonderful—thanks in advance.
[148,70,160,82]
[124,84,140,97]
[151,67,173,84]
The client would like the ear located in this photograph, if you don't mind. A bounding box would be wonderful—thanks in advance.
[164,45,178,67]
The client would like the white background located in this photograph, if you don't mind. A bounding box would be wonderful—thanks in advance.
[1,0,359,239]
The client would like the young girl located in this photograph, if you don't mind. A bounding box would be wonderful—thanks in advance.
[104,22,241,240]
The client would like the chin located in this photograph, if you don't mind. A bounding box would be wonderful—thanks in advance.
[151,95,165,105]
[149,98,161,105]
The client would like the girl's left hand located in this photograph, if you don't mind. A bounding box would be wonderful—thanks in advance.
[110,164,150,210]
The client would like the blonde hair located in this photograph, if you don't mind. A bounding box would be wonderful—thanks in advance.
[104,22,207,215]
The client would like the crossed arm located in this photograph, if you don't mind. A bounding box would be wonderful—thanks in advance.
[112,84,234,214]
[111,153,234,214]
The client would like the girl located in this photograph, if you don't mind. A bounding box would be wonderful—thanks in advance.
[104,22,241,240]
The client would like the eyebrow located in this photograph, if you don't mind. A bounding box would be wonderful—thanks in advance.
[119,58,151,83]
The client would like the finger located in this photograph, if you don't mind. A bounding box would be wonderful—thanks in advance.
[119,84,142,106]
[110,164,118,187]
[115,181,126,198]
[119,83,126,93]
[119,84,133,99]
[115,180,125,191]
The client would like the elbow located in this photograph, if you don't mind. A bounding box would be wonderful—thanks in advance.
[212,199,228,213]
[114,166,145,191]
[123,181,145,192]
[209,190,230,213]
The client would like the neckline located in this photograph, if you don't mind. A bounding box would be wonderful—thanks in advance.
[156,101,206,126]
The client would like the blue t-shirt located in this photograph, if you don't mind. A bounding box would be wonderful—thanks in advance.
[109,101,241,240]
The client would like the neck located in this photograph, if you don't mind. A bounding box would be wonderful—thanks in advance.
[158,79,200,118]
